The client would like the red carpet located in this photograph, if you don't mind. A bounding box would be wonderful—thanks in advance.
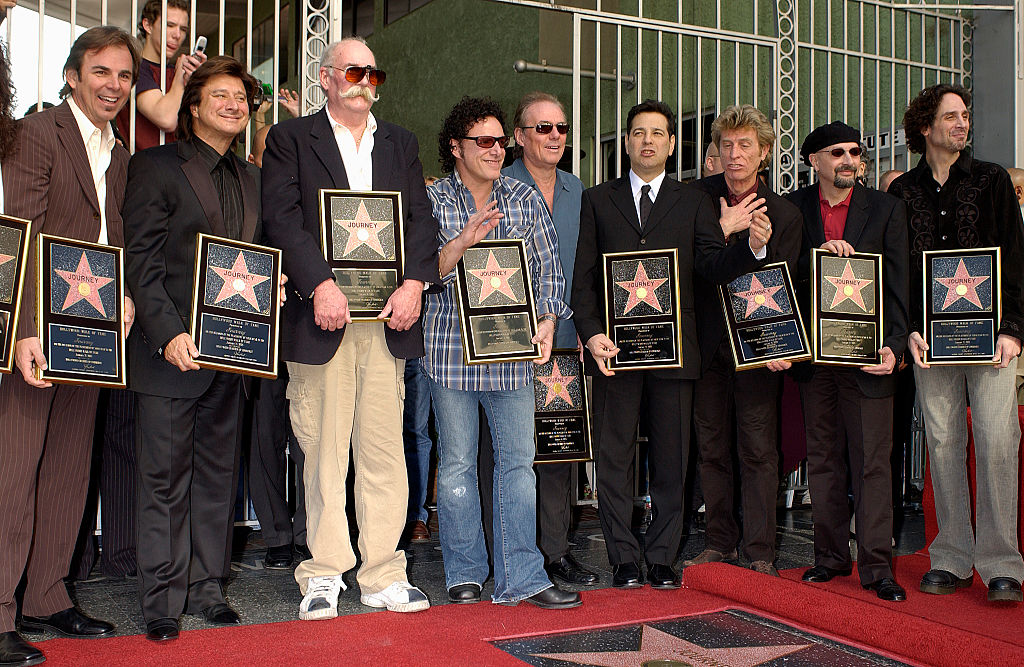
[38,555,1024,666]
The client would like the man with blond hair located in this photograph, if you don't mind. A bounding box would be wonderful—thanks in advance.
[684,104,802,577]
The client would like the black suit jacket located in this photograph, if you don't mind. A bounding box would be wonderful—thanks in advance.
[691,174,803,373]
[260,110,439,365]
[123,140,262,399]
[571,175,717,380]
[785,183,910,397]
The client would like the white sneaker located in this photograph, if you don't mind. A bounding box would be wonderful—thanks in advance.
[360,581,430,613]
[299,575,346,621]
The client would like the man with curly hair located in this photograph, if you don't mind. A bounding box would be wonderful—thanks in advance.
[421,96,579,609]
[888,83,1024,604]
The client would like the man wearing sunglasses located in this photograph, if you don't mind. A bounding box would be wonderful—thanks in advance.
[777,120,910,602]
[421,96,579,609]
[261,37,439,620]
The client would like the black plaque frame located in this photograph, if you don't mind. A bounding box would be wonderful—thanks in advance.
[812,250,884,366]
[36,234,126,387]
[533,349,593,464]
[603,248,682,371]
[189,233,281,378]
[923,247,1001,365]
[319,189,405,321]
[0,215,31,374]
[454,238,541,365]
[718,262,811,370]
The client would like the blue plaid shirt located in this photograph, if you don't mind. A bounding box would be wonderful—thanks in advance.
[422,170,572,391]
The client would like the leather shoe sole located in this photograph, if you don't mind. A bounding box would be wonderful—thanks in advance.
[647,564,680,590]
[863,578,907,602]
[988,577,1023,603]
[145,619,179,642]
[447,583,482,604]
[612,563,644,589]
[919,569,973,595]
[802,565,853,583]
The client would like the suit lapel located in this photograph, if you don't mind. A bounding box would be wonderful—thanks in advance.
[842,184,870,247]
[610,178,640,234]
[310,109,349,189]
[644,178,681,235]
[178,141,228,238]
[371,123,394,191]
[54,102,100,214]
[238,161,259,243]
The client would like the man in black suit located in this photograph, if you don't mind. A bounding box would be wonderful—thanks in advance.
[571,99,717,590]
[685,105,803,577]
[123,56,265,641]
[261,37,438,619]
[780,121,909,601]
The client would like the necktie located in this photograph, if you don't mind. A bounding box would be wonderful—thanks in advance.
[639,184,653,227]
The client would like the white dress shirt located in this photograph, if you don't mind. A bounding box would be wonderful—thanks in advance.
[327,107,376,190]
[628,169,666,226]
[67,96,115,244]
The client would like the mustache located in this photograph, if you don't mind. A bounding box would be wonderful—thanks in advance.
[340,85,379,103]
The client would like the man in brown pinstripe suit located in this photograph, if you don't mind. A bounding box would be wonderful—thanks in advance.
[0,27,139,667]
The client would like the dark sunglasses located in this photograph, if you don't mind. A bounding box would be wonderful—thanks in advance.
[521,122,570,135]
[460,135,510,149]
[819,146,862,158]
[329,65,387,86]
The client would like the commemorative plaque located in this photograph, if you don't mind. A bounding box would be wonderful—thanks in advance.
[812,250,883,366]
[455,238,540,364]
[923,247,1000,365]
[719,262,810,370]
[533,350,593,464]
[36,234,125,387]
[190,234,281,378]
[603,249,682,371]
[320,189,404,320]
[0,215,31,373]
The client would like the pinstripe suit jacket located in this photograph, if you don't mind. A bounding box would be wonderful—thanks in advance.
[2,100,129,341]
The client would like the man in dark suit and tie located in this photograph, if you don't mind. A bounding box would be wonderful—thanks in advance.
[261,37,439,619]
[781,121,910,601]
[0,26,139,666]
[123,56,265,641]
[571,99,717,590]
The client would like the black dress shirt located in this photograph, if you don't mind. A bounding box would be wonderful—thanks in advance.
[193,137,243,240]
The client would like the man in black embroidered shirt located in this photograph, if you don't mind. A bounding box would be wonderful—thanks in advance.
[888,83,1024,604]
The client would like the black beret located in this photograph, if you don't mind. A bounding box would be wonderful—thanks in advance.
[800,121,862,166]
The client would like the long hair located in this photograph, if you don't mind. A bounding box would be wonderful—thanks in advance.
[176,56,256,146]
[60,26,141,99]
[0,42,17,161]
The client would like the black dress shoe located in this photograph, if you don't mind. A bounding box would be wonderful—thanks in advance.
[863,577,907,601]
[0,631,44,666]
[447,583,482,604]
[802,565,853,583]
[518,586,582,609]
[294,543,312,561]
[612,562,644,589]
[919,569,973,595]
[145,618,179,642]
[264,544,294,570]
[546,555,599,586]
[647,564,680,590]
[20,607,114,638]
[987,577,1023,603]
[201,603,240,625]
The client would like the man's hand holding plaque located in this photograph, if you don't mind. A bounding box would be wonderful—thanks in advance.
[921,247,1001,365]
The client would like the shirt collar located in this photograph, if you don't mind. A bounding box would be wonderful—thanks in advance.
[909,149,973,184]
[66,96,115,151]
[727,180,760,205]
[451,166,505,202]
[818,185,853,209]
[192,137,237,175]
[325,107,377,139]
[629,169,666,199]
[507,158,569,194]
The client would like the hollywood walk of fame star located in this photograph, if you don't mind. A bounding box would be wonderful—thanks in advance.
[0,253,14,269]
[532,625,811,667]
[825,260,872,311]
[536,359,577,407]
[733,273,784,318]
[616,262,668,315]
[339,201,392,257]
[936,258,989,310]
[211,252,271,310]
[468,250,521,304]
[55,252,114,317]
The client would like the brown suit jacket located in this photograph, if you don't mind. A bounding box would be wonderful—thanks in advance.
[2,100,129,341]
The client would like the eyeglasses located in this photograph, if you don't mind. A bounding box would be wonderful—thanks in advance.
[521,122,570,135]
[328,65,387,86]
[460,135,510,149]
[818,146,862,158]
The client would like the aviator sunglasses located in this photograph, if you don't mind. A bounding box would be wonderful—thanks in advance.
[328,64,387,86]
[520,121,570,135]
[819,146,862,158]
[460,135,511,149]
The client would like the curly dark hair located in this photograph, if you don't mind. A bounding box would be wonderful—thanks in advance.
[626,99,676,135]
[903,83,971,154]
[0,42,17,161]
[437,96,506,174]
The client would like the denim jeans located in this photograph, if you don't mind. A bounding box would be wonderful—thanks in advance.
[427,378,551,603]
[404,360,433,523]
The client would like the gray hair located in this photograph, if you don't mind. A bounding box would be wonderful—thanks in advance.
[320,36,369,70]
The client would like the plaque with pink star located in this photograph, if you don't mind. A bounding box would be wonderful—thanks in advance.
[454,238,541,364]
[812,250,883,366]
[533,351,592,463]
[190,234,282,378]
[924,247,1000,364]
[0,215,31,374]
[720,263,811,370]
[602,249,682,371]
[320,190,405,320]
[37,234,126,387]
